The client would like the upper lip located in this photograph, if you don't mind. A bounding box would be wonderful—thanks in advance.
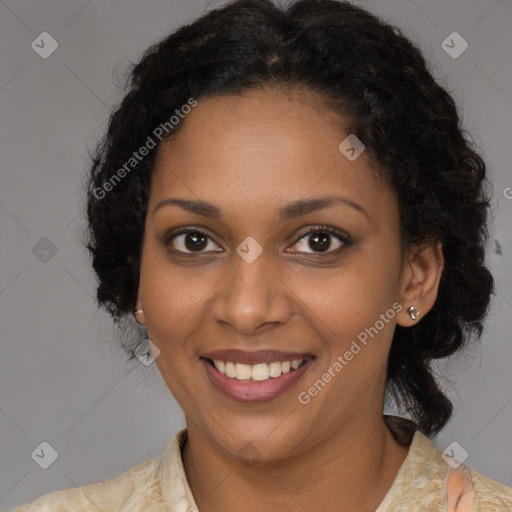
[201,349,314,365]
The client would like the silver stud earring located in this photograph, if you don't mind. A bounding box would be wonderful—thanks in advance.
[407,306,420,320]
[134,309,144,317]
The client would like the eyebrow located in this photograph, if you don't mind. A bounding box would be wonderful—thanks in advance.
[153,195,370,221]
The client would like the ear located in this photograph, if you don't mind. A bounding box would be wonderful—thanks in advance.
[134,295,146,326]
[129,253,146,326]
[396,240,444,327]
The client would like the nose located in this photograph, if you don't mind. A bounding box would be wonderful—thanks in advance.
[210,253,293,334]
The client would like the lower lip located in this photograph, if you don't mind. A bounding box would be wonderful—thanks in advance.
[201,358,313,403]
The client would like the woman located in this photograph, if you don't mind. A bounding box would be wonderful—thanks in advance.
[14,0,512,510]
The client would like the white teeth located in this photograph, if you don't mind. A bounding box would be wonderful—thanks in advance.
[210,358,306,381]
[251,363,270,381]
[225,362,236,378]
[213,360,225,373]
[235,363,252,380]
[268,361,282,377]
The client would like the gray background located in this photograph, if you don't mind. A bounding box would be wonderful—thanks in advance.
[1,0,511,509]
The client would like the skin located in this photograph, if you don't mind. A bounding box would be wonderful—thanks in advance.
[134,87,444,512]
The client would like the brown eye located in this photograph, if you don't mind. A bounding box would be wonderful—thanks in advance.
[167,230,221,253]
[289,227,351,254]
[308,232,332,252]
[185,232,208,251]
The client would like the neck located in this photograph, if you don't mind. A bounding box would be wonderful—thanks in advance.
[182,414,411,512]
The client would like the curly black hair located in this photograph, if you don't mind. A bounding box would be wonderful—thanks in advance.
[84,0,494,438]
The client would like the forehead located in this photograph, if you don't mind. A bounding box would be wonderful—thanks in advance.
[149,88,395,222]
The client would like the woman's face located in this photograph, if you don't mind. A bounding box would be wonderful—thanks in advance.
[138,87,419,460]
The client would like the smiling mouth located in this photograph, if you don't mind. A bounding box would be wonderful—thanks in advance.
[200,355,315,403]
[202,357,311,382]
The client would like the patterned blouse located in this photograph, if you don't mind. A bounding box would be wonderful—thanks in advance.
[11,424,512,511]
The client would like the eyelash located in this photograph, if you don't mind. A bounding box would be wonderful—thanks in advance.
[165,225,352,257]
[288,225,353,254]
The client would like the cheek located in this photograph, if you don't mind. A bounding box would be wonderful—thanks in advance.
[309,257,399,326]
[303,276,399,404]
[139,244,214,334]
[300,248,401,367]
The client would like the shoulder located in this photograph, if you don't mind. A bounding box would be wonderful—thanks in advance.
[469,467,512,509]
[413,431,512,510]
[377,421,512,511]
[10,455,163,512]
